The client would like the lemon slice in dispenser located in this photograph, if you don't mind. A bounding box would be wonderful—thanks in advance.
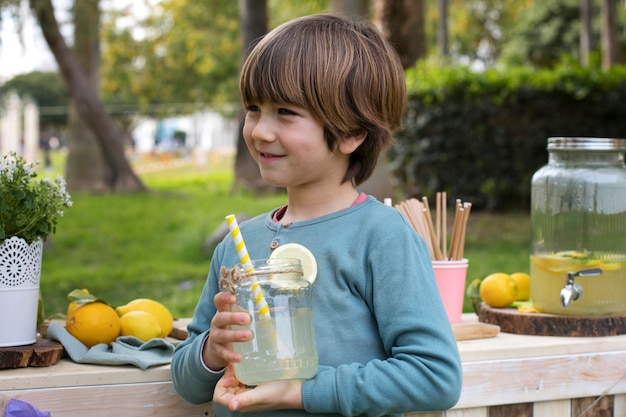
[269,243,318,284]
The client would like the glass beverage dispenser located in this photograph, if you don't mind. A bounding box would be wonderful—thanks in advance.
[530,137,626,316]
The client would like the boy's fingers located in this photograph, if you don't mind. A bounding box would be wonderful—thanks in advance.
[214,292,236,310]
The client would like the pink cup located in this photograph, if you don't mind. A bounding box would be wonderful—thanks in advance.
[432,259,468,323]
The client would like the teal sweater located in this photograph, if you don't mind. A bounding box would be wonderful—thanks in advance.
[171,196,462,416]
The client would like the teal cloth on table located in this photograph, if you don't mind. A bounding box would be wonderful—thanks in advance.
[47,323,174,370]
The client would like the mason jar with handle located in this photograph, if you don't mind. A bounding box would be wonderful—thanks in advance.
[530,137,626,316]
[227,258,318,385]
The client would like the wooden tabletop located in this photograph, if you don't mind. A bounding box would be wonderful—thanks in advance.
[2,314,625,392]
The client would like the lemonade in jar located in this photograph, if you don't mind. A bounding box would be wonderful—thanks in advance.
[531,138,626,315]
[530,251,626,315]
[229,258,318,385]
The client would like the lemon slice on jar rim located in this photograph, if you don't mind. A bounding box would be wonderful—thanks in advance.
[269,243,318,284]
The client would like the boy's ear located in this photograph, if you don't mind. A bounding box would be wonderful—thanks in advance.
[338,130,366,154]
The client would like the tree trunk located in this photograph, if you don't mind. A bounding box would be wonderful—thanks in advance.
[331,0,369,20]
[579,0,592,67]
[437,0,448,57]
[30,0,145,192]
[601,0,619,70]
[233,0,269,192]
[373,0,426,69]
[66,0,108,192]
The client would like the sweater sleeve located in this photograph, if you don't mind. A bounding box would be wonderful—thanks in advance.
[301,221,462,416]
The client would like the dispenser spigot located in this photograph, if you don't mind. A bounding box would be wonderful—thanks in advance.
[560,268,602,307]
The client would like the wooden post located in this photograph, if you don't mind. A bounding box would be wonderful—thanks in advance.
[23,100,39,163]
[1,93,21,154]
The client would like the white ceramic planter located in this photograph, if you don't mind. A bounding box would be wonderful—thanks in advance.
[0,236,44,347]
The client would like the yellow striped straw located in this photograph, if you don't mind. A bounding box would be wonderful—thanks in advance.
[225,214,270,319]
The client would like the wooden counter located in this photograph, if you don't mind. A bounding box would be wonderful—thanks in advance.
[1,314,625,417]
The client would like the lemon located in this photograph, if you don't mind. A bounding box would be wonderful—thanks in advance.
[119,311,163,342]
[533,251,604,273]
[116,298,174,338]
[600,261,621,271]
[269,242,318,283]
[510,272,530,301]
[66,301,121,347]
[479,272,517,308]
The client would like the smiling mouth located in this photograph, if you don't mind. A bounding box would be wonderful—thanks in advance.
[259,152,284,159]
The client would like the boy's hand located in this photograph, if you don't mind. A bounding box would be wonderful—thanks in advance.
[214,365,303,412]
[201,292,252,371]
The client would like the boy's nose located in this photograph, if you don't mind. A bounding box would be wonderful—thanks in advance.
[250,116,276,142]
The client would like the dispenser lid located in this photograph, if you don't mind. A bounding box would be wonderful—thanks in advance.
[548,137,626,151]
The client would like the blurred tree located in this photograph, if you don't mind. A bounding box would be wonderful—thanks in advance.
[269,0,329,26]
[499,0,625,68]
[580,0,593,67]
[240,0,267,62]
[437,0,448,57]
[601,0,619,69]
[500,0,583,67]
[434,0,529,67]
[374,0,426,69]
[233,0,267,192]
[30,0,144,191]
[330,0,368,19]
[101,0,240,109]
[65,0,109,191]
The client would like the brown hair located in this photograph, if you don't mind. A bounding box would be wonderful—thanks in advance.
[240,14,407,185]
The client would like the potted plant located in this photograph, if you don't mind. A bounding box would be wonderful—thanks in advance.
[0,152,72,347]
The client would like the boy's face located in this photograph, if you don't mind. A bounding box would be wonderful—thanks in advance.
[242,102,351,190]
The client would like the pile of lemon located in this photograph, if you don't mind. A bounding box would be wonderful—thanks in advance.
[65,289,174,347]
[474,271,530,308]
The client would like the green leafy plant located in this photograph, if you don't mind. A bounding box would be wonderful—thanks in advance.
[0,152,72,244]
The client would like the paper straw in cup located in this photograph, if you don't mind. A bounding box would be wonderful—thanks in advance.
[225,214,270,319]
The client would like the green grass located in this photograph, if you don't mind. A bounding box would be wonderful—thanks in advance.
[38,151,531,319]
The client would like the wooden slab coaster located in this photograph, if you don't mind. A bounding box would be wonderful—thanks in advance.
[478,303,626,337]
[0,344,33,369]
[29,339,65,367]
[0,339,64,369]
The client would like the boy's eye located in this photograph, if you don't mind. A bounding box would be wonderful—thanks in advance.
[247,104,260,112]
[278,108,296,116]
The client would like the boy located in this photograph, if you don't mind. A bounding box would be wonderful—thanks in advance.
[171,14,462,416]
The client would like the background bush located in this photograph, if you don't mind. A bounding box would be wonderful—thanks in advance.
[390,62,626,211]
